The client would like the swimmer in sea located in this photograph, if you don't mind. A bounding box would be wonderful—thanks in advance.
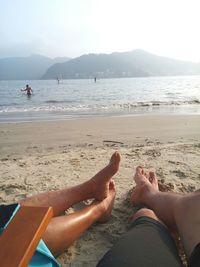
[21,84,33,95]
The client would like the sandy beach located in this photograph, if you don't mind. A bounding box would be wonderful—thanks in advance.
[0,114,200,266]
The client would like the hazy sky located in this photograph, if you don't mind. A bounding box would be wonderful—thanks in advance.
[1,0,200,61]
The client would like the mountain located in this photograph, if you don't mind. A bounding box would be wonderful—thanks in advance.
[42,49,199,79]
[0,54,71,80]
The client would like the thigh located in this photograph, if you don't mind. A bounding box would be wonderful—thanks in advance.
[97,216,183,267]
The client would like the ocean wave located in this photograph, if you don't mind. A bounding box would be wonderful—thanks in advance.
[0,99,200,114]
[118,99,200,108]
[45,100,75,104]
[0,105,91,113]
[0,102,19,107]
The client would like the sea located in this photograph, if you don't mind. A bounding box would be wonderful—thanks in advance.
[0,76,200,123]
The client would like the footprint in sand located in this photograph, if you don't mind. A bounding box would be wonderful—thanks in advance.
[144,149,161,157]
[172,170,187,178]
[1,157,9,161]
[69,158,80,166]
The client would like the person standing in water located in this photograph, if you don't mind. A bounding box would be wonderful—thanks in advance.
[21,84,33,95]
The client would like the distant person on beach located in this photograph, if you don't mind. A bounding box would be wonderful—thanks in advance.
[1,152,200,267]
[21,84,33,95]
[94,77,97,83]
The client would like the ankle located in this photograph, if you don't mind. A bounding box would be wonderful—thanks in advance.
[90,201,106,221]
[87,178,99,199]
[139,183,159,208]
[78,180,95,200]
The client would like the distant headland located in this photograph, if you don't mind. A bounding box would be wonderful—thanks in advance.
[0,49,199,80]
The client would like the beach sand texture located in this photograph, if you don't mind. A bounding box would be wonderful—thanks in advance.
[0,115,200,266]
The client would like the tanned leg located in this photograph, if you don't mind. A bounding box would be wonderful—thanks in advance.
[42,181,116,256]
[19,152,121,217]
[131,166,200,257]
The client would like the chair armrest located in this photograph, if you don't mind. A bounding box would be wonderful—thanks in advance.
[0,206,53,267]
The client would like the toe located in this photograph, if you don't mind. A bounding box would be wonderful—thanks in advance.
[145,171,150,179]
[109,152,121,174]
[110,151,121,165]
[136,166,144,175]
[109,179,116,190]
[149,171,156,183]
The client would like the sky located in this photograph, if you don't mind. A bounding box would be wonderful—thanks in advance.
[0,0,200,62]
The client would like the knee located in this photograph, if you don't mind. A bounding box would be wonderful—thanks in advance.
[133,208,158,221]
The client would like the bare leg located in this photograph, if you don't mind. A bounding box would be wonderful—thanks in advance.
[19,152,121,216]
[131,166,200,257]
[42,181,116,256]
[132,207,164,224]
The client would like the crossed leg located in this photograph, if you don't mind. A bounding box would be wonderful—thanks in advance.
[131,166,200,260]
[19,152,121,256]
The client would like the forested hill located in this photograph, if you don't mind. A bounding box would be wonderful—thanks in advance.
[42,49,199,79]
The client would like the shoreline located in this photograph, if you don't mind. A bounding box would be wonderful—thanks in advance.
[1,106,200,124]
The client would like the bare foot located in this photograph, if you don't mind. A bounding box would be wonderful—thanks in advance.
[98,180,116,223]
[131,166,158,206]
[90,151,121,201]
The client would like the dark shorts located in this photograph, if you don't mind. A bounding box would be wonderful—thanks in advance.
[189,243,200,267]
[97,216,200,267]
